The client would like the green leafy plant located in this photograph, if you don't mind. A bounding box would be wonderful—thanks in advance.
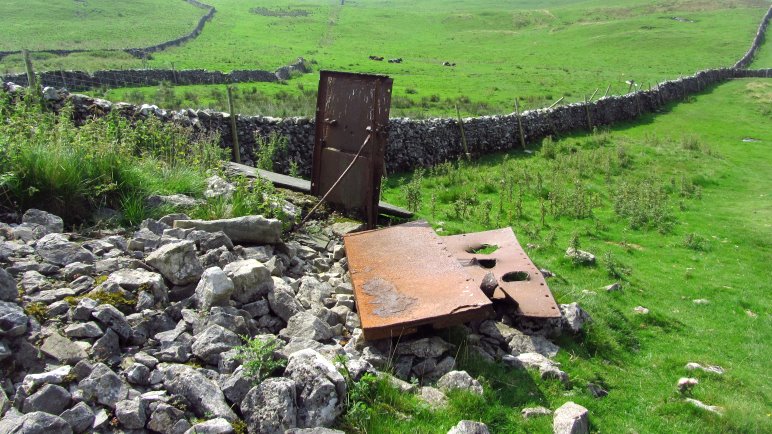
[235,335,286,384]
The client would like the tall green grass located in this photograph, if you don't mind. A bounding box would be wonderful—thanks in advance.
[0,89,224,224]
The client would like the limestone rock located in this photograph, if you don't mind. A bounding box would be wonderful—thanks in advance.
[241,378,298,434]
[447,420,490,434]
[437,371,483,395]
[284,349,347,428]
[0,411,73,434]
[22,384,71,415]
[508,329,560,357]
[161,363,237,421]
[522,406,552,419]
[145,241,204,285]
[0,267,17,301]
[40,331,88,364]
[77,362,129,408]
[22,209,64,234]
[115,398,147,430]
[0,300,28,337]
[223,259,272,304]
[174,216,282,244]
[553,401,589,434]
[92,304,132,340]
[185,418,234,434]
[281,311,333,342]
[59,402,95,433]
[560,303,591,334]
[36,233,95,266]
[195,267,235,310]
[192,324,241,365]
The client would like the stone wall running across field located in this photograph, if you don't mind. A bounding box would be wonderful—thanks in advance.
[734,4,772,69]
[3,68,769,177]
[0,0,216,61]
[1,6,770,176]
[0,58,310,92]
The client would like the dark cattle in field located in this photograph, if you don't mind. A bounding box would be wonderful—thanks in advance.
[369,55,384,61]
[388,58,403,63]
[442,61,456,67]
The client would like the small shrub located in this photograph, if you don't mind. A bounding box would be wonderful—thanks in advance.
[603,251,630,278]
[403,168,424,212]
[255,132,288,172]
[683,233,708,251]
[541,135,557,159]
[235,335,286,384]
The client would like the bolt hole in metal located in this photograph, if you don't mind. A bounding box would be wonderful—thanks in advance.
[502,271,530,282]
[475,259,497,269]
[467,244,500,254]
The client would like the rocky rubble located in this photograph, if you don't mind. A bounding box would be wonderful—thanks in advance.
[0,206,592,433]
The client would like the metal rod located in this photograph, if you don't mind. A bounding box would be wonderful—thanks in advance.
[226,85,241,164]
[456,105,471,160]
[588,88,599,102]
[603,84,611,98]
[300,132,373,227]
[514,98,526,151]
[547,97,564,109]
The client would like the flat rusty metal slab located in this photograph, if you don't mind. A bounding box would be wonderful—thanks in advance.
[442,228,561,318]
[344,221,493,340]
[311,71,393,229]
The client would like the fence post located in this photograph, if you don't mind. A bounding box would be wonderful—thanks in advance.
[584,94,592,131]
[23,49,44,108]
[514,98,526,151]
[455,105,471,160]
[603,84,611,98]
[226,85,241,164]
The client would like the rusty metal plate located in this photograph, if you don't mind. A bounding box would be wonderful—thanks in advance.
[344,221,493,340]
[311,71,393,229]
[442,228,561,318]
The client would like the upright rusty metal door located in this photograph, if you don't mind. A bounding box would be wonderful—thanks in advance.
[311,71,393,229]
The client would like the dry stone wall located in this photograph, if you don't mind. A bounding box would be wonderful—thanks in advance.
[4,68,769,177]
[734,5,772,69]
[0,0,216,61]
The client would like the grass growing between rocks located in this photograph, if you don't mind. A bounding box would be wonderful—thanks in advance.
[370,79,771,433]
[0,89,288,227]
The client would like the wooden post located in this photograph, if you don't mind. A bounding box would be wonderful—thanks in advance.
[455,105,471,161]
[171,62,177,85]
[60,70,67,89]
[603,84,611,98]
[514,98,526,151]
[584,94,592,131]
[23,49,43,107]
[226,86,241,164]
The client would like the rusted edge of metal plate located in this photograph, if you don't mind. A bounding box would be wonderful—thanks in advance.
[442,227,561,318]
[344,221,493,340]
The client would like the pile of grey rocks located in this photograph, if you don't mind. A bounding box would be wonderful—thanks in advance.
[0,207,591,433]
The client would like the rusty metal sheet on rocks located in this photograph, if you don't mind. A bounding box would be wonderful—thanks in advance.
[343,221,493,340]
[442,227,561,318]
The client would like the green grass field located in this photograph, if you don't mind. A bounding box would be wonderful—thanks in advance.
[370,78,772,433]
[1,0,769,116]
[0,0,206,52]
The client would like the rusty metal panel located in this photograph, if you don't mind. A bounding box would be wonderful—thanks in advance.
[344,221,493,340]
[311,71,392,229]
[442,228,561,318]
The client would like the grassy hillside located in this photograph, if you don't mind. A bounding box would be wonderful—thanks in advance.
[1,0,769,116]
[0,0,206,52]
[371,78,772,433]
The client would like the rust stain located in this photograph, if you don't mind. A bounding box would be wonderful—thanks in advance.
[344,221,493,340]
[311,71,393,229]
